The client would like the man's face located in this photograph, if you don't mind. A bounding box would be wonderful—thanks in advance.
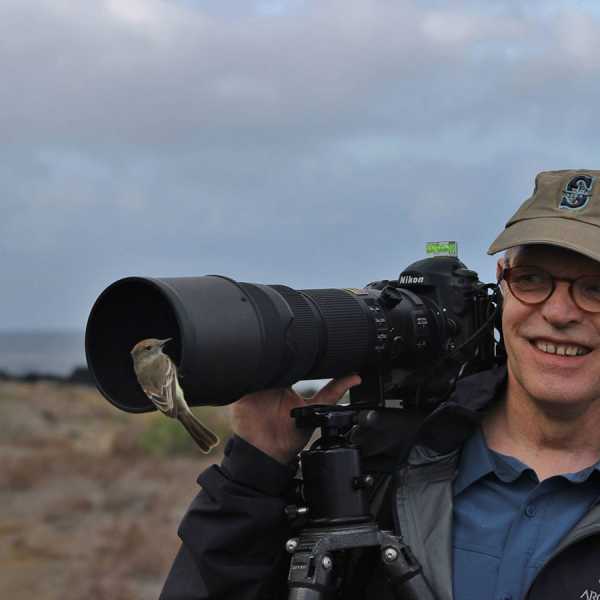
[499,245,600,414]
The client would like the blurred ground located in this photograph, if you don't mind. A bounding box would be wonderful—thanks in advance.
[0,381,231,600]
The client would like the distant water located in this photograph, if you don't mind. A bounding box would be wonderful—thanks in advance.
[0,331,86,376]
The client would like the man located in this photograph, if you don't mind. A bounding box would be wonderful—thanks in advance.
[161,170,600,600]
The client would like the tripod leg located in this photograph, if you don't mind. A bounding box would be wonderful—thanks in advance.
[287,545,337,600]
[379,536,437,600]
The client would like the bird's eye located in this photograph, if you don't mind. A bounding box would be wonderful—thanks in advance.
[145,346,152,351]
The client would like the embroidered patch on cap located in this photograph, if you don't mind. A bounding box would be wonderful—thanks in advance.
[559,174,596,210]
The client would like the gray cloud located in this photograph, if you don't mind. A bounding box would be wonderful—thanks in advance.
[2,0,600,329]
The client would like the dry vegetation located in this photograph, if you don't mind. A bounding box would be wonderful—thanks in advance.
[0,380,231,599]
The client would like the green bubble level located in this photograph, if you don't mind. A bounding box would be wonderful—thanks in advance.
[426,241,458,257]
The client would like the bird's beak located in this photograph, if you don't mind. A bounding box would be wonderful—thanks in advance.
[159,338,173,347]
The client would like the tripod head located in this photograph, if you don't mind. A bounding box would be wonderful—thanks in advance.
[291,404,373,525]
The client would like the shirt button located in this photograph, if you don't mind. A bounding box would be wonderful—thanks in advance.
[525,504,536,517]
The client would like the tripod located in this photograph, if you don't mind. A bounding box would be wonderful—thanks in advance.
[285,405,437,600]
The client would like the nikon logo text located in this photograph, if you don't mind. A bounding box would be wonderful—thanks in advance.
[399,275,425,285]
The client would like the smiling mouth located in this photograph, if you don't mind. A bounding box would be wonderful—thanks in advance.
[532,340,591,357]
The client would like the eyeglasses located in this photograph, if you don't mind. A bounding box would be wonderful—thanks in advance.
[500,266,600,313]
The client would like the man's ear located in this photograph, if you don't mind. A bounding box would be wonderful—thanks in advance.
[494,257,506,361]
[496,257,506,283]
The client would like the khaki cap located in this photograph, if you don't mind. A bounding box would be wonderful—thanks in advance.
[488,169,600,263]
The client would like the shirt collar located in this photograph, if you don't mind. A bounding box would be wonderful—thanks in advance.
[454,427,600,496]
[561,461,600,483]
[453,428,495,496]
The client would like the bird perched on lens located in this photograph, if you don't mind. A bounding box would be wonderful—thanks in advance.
[130,338,219,453]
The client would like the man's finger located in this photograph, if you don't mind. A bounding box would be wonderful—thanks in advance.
[312,374,362,405]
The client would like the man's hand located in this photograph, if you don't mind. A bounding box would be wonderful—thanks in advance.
[229,375,362,464]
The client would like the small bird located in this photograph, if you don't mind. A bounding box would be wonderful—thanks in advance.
[130,338,219,453]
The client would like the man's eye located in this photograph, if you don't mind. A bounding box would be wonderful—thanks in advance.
[513,271,545,286]
[580,279,600,298]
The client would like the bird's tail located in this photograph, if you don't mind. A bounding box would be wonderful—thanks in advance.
[178,410,219,453]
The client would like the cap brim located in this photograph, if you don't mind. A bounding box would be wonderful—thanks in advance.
[487,217,600,263]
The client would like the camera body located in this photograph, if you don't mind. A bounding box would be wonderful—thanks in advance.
[352,255,497,409]
[85,255,499,413]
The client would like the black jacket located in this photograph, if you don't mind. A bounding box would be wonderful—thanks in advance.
[160,366,600,599]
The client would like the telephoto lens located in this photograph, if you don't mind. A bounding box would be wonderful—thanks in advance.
[85,256,495,412]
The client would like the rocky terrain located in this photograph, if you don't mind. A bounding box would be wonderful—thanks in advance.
[0,380,230,599]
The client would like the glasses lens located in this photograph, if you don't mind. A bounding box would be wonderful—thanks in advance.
[573,277,600,312]
[506,267,552,304]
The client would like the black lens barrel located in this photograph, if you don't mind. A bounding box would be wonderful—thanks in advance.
[85,276,376,412]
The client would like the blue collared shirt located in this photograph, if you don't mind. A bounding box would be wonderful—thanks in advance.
[452,428,600,600]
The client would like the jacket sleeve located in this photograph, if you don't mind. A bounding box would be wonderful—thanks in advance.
[160,435,298,600]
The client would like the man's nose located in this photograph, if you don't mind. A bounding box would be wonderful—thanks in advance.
[540,281,583,327]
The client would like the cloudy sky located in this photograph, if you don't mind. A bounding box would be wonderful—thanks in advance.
[3,0,600,331]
